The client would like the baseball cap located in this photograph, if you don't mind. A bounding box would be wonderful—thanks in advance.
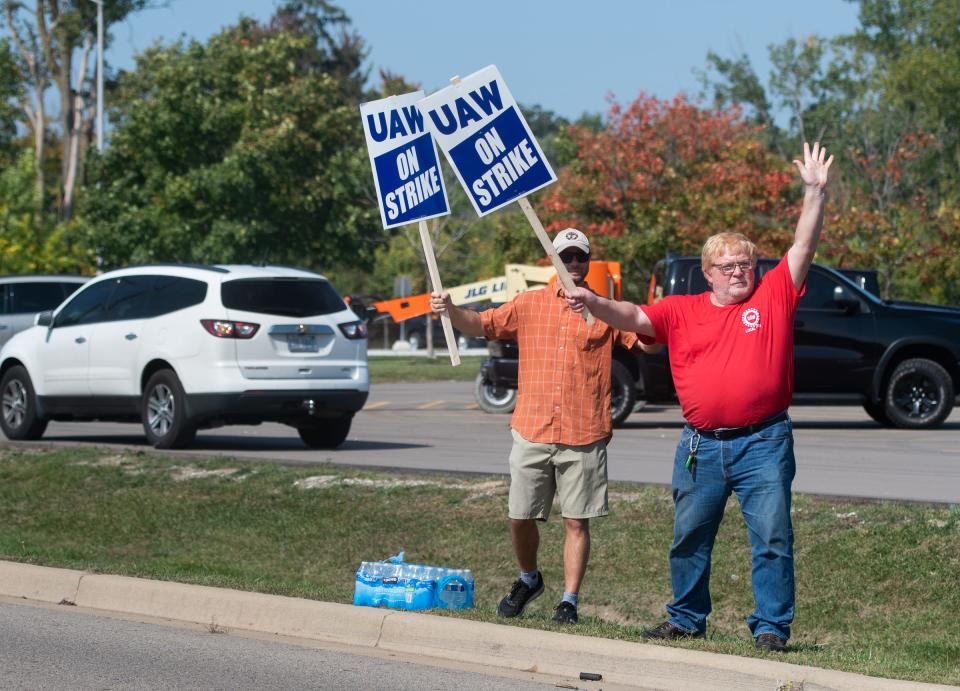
[552,228,590,255]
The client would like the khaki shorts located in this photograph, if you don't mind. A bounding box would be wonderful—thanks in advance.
[508,428,609,521]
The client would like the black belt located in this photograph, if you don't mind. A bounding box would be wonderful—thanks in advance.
[688,411,789,441]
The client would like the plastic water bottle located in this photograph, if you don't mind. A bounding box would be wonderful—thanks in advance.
[354,555,474,611]
[436,570,474,610]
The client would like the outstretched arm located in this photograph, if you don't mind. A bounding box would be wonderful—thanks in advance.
[787,141,834,289]
[564,288,656,338]
[429,292,484,337]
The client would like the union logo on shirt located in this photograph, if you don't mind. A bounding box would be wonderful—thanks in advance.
[741,307,762,333]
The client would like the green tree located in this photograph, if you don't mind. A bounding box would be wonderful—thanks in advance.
[0,38,19,165]
[79,10,380,274]
[0,149,93,273]
[700,0,960,302]
[842,0,960,204]
[1,0,157,220]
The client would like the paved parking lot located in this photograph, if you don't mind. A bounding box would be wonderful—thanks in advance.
[26,381,960,504]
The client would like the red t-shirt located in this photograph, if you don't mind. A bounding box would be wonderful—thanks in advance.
[640,255,804,429]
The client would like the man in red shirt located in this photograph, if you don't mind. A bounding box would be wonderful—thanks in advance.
[431,229,646,625]
[565,142,834,652]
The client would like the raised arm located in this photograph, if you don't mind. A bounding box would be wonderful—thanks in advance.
[787,141,834,289]
[564,288,656,338]
[429,292,485,337]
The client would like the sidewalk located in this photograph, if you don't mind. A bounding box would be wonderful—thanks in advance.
[1,561,952,690]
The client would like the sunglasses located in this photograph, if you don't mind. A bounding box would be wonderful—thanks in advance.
[559,250,589,264]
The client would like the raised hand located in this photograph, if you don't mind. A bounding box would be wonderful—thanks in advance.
[793,141,834,190]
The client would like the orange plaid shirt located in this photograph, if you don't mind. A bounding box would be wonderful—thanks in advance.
[480,284,639,446]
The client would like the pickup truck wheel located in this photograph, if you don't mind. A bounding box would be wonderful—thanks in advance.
[298,415,351,448]
[863,400,892,426]
[0,365,47,440]
[142,370,196,449]
[611,360,636,427]
[883,358,954,429]
[474,373,517,414]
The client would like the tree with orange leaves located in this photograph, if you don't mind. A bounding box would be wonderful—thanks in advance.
[541,94,797,301]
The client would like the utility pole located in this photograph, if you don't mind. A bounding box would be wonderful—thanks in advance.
[93,0,104,151]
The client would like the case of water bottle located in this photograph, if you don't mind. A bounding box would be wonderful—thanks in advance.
[353,551,474,611]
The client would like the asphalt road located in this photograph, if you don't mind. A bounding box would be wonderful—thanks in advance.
[0,597,582,691]
[31,381,960,504]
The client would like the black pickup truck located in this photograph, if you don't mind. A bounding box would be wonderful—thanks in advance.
[475,256,960,429]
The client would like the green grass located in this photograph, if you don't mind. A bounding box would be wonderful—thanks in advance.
[368,355,483,383]
[1,446,958,685]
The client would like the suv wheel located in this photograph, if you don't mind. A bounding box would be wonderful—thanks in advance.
[474,373,517,414]
[883,358,954,429]
[611,360,636,427]
[142,370,196,449]
[0,365,47,440]
[298,415,351,449]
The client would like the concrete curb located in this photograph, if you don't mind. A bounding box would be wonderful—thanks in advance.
[0,561,953,690]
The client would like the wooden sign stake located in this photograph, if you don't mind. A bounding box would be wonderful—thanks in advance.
[417,218,460,365]
[517,197,593,324]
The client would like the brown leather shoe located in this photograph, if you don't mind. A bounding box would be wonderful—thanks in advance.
[754,632,787,652]
[641,621,704,640]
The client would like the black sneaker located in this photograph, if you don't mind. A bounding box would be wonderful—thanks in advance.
[551,601,578,624]
[754,632,787,652]
[496,573,544,618]
[641,620,704,640]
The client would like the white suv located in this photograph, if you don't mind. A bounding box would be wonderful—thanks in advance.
[0,265,368,449]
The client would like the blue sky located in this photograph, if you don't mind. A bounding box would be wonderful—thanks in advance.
[106,0,861,121]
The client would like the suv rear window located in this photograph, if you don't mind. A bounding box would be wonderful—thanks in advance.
[221,278,345,317]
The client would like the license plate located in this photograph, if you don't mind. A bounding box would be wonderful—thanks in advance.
[287,334,319,352]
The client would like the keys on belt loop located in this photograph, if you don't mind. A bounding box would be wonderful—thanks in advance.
[685,431,701,471]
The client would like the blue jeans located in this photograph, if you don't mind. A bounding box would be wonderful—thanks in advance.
[665,416,796,640]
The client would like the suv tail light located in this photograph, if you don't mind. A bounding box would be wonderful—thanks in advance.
[338,320,367,339]
[201,319,260,339]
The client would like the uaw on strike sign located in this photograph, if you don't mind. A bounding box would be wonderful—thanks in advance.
[417,65,556,216]
[360,91,450,230]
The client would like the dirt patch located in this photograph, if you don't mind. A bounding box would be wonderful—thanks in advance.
[294,476,508,500]
[170,466,243,482]
[460,480,508,500]
[91,454,129,466]
[73,454,142,470]
[581,603,647,627]
[294,475,338,489]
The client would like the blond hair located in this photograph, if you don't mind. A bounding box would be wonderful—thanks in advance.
[701,232,757,272]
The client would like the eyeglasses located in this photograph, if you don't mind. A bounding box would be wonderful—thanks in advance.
[712,261,754,275]
[559,250,589,264]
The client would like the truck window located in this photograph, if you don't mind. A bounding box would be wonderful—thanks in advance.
[688,266,709,294]
[799,270,847,310]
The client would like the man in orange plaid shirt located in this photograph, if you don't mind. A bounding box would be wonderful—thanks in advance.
[431,228,651,625]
